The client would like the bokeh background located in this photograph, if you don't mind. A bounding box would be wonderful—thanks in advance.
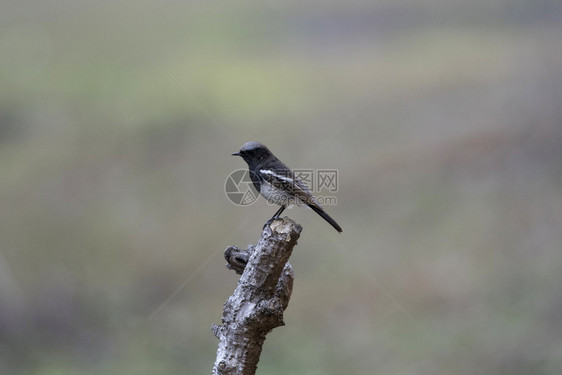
[2,1,562,374]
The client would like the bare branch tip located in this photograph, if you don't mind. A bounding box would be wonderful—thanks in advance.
[268,217,302,236]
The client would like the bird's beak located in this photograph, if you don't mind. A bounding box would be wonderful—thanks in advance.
[232,152,241,156]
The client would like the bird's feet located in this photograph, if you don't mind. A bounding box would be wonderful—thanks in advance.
[263,218,275,231]
[264,205,287,230]
[263,216,285,231]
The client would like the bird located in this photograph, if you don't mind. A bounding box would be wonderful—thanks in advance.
[232,142,342,233]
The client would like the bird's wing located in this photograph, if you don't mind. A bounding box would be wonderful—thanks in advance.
[258,167,342,232]
[258,168,320,207]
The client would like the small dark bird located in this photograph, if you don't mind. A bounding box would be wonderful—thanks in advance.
[232,142,342,233]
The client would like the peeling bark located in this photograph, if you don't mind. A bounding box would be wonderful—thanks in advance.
[212,217,302,375]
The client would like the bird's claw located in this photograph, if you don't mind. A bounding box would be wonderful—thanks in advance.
[263,218,273,231]
[263,217,281,231]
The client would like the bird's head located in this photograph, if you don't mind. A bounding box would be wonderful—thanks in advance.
[232,142,273,165]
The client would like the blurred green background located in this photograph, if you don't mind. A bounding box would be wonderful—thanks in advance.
[2,0,562,374]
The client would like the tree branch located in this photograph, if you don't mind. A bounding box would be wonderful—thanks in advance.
[212,217,302,375]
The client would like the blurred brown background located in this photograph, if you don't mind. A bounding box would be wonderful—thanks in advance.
[1,1,562,374]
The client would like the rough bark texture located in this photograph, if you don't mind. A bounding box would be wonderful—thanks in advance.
[212,217,302,375]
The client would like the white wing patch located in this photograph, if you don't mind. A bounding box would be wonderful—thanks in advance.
[258,168,316,207]
[259,169,295,184]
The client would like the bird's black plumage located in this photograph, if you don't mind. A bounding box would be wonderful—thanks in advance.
[233,142,342,233]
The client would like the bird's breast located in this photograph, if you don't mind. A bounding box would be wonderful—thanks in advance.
[260,180,300,207]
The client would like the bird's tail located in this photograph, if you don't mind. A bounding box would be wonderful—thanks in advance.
[308,204,343,233]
